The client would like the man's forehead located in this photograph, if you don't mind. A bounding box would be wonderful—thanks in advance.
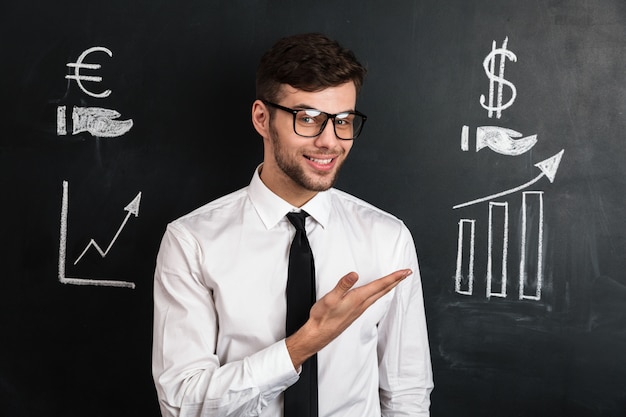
[277,83,357,110]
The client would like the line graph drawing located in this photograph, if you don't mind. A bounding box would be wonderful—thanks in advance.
[58,180,138,289]
[74,190,141,265]
[453,149,564,209]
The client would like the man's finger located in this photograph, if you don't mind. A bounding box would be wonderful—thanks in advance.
[355,269,412,301]
[335,272,359,293]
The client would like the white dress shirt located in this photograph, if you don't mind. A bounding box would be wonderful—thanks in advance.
[152,167,433,417]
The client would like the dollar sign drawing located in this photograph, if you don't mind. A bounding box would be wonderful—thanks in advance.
[480,37,517,119]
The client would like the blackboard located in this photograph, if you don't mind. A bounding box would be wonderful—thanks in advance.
[2,0,625,416]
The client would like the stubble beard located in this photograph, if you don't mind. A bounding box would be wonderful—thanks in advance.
[269,125,344,192]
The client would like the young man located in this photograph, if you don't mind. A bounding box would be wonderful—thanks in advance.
[152,33,433,416]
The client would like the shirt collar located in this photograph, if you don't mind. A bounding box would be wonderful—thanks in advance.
[248,164,331,230]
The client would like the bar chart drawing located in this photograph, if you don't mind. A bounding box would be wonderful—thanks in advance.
[454,192,544,300]
[453,151,562,301]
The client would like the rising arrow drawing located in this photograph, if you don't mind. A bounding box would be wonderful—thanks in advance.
[74,191,142,265]
[453,149,564,209]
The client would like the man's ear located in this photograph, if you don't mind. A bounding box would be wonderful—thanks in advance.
[251,100,270,138]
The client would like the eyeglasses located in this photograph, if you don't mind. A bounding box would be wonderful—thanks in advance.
[263,101,367,140]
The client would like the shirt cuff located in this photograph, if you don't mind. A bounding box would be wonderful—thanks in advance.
[247,339,300,392]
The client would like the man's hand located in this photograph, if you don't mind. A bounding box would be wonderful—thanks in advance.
[285,269,412,369]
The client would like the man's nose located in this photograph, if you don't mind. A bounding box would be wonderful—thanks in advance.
[313,119,339,148]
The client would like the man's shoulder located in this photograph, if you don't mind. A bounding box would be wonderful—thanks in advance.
[328,188,404,226]
[170,186,249,229]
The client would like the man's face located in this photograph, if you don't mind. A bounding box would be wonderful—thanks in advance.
[262,82,356,201]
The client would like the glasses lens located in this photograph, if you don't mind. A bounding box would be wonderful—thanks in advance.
[294,109,326,137]
[294,109,364,139]
[334,112,364,140]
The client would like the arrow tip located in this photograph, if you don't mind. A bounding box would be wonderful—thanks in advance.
[535,149,564,183]
[124,192,142,216]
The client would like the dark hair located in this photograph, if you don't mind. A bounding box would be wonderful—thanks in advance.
[256,33,367,102]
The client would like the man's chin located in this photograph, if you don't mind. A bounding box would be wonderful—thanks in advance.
[300,172,339,192]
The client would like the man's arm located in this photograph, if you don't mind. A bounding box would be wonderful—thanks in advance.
[378,224,434,416]
[152,225,299,417]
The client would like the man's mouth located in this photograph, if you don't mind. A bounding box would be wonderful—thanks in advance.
[305,156,334,165]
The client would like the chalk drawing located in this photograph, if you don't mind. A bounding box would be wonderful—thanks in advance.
[480,37,517,119]
[66,46,113,98]
[461,126,538,156]
[74,190,141,265]
[461,125,470,151]
[58,180,137,289]
[519,191,544,300]
[72,106,133,137]
[477,126,537,155]
[57,106,67,135]
[455,192,545,300]
[58,46,134,138]
[455,36,563,302]
[487,202,509,298]
[455,219,475,296]
[57,106,133,138]
[453,150,564,209]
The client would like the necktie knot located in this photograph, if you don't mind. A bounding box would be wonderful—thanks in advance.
[287,211,308,232]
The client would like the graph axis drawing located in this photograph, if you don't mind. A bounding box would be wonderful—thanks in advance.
[58,180,137,289]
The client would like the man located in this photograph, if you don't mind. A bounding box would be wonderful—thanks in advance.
[152,33,433,416]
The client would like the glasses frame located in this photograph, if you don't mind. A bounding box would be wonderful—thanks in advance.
[263,100,367,140]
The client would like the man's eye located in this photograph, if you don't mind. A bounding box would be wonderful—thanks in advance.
[335,113,353,126]
[299,110,322,124]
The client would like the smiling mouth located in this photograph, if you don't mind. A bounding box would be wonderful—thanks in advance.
[305,156,334,165]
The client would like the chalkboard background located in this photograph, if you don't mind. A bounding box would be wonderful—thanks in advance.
[1,0,625,416]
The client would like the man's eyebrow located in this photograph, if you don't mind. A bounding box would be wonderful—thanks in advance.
[293,103,355,113]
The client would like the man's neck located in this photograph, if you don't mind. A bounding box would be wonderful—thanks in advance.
[258,164,317,208]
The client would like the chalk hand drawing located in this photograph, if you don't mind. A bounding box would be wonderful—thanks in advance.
[74,190,142,265]
[59,180,138,289]
[479,37,517,119]
[453,149,564,209]
[476,126,537,155]
[72,106,133,137]
[66,46,113,98]
[56,106,134,138]
[460,125,538,155]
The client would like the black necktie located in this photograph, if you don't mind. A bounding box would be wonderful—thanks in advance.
[284,211,318,417]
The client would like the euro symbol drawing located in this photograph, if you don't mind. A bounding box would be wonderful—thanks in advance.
[66,46,113,98]
[479,37,517,119]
